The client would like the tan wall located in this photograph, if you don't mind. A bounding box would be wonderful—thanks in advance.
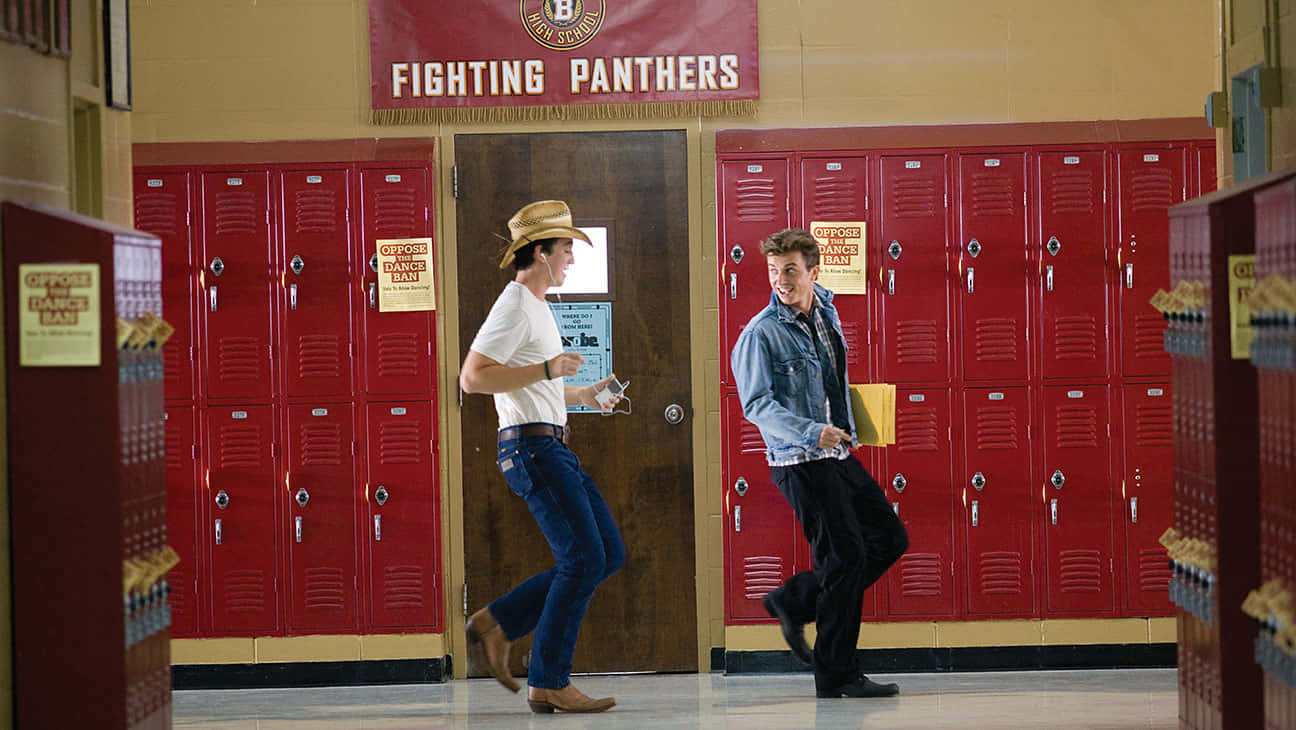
[129,0,1215,673]
[0,0,135,717]
[1219,0,1296,181]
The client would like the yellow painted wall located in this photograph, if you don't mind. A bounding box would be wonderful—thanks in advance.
[1218,0,1296,181]
[128,0,1214,673]
[0,0,135,718]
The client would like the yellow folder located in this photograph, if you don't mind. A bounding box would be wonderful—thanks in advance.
[849,383,896,447]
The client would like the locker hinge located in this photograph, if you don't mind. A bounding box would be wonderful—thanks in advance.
[189,345,195,364]
[351,441,356,455]
[943,193,948,208]
[191,444,197,460]
[462,582,469,616]
[452,165,460,199]
[458,387,463,409]
[270,443,276,458]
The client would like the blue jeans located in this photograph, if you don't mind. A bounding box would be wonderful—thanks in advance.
[489,432,626,689]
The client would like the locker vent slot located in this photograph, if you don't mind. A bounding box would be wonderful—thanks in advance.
[1135,403,1173,446]
[895,320,939,363]
[168,568,188,617]
[1053,405,1099,448]
[134,192,179,235]
[378,421,423,464]
[299,424,342,466]
[163,343,184,387]
[1138,547,1172,592]
[294,188,339,233]
[223,570,267,614]
[1053,316,1098,360]
[383,565,426,609]
[1058,550,1102,593]
[743,555,784,599]
[213,190,258,235]
[165,425,184,470]
[840,321,864,370]
[296,335,342,379]
[1129,168,1174,211]
[738,419,764,454]
[898,553,942,596]
[969,173,1016,216]
[217,337,262,382]
[810,176,859,219]
[890,177,939,219]
[303,567,346,610]
[217,424,263,467]
[1047,171,1096,214]
[1133,313,1168,359]
[374,189,418,236]
[896,408,939,452]
[974,318,1018,361]
[734,177,777,222]
[974,406,1019,450]
[978,552,1024,595]
[377,333,420,376]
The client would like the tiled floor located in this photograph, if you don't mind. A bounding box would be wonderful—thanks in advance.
[174,668,1177,729]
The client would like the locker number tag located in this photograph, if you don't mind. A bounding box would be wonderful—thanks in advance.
[147,179,164,187]
[1067,390,1084,399]
[988,392,1005,400]
[312,408,329,416]
[826,162,842,171]
[908,394,926,402]
[1147,388,1164,397]
[227,177,243,186]
[385,174,402,183]
[906,160,922,169]
[390,407,407,415]
[231,411,248,419]
[984,159,1001,167]
[306,175,322,184]
[1143,154,1160,163]
[1064,156,1080,165]
[747,164,763,173]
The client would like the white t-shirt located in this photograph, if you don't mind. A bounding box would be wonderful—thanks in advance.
[469,281,567,429]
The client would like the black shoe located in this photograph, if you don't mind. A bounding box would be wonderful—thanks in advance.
[761,587,813,665]
[816,676,900,698]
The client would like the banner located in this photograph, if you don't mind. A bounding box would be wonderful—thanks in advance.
[368,0,758,123]
[809,221,867,295]
[376,238,436,312]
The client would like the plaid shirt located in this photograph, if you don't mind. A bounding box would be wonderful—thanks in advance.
[778,300,851,465]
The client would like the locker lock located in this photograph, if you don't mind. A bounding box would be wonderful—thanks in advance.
[1046,236,1061,256]
[295,487,310,507]
[888,240,902,260]
[734,476,749,497]
[215,490,230,509]
[369,253,379,273]
[375,485,389,506]
[971,472,986,491]
[210,257,225,276]
[730,245,744,264]
[892,474,907,493]
[290,255,305,275]
[967,239,981,257]
[1051,469,1066,489]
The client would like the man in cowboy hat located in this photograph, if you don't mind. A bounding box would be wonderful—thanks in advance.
[459,199,626,714]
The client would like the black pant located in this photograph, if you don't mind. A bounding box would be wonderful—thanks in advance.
[770,455,909,691]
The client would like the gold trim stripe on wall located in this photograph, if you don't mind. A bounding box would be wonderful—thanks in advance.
[371,100,757,125]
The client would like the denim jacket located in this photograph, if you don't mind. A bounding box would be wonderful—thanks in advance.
[731,284,857,465]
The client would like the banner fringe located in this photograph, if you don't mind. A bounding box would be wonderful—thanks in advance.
[369,100,757,126]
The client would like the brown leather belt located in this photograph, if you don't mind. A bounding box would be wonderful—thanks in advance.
[498,423,567,444]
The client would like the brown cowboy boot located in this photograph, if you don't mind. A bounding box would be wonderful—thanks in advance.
[526,684,616,713]
[465,606,520,693]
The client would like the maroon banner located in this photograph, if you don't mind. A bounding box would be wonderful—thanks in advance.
[368,0,758,123]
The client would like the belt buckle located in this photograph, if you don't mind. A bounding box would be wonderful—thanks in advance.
[559,423,570,446]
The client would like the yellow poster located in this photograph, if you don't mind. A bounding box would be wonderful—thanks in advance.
[1228,254,1256,360]
[18,263,101,367]
[376,238,436,312]
[809,221,867,294]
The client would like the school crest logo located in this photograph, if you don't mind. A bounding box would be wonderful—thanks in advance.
[521,0,605,51]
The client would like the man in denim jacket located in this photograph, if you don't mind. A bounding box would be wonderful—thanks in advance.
[732,228,909,698]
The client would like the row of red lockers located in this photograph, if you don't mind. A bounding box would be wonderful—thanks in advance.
[132,163,443,638]
[717,140,1215,622]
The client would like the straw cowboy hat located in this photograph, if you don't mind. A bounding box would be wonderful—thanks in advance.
[498,199,592,269]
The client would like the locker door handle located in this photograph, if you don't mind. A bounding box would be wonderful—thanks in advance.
[730,273,738,300]
[289,283,298,310]
[374,515,382,541]
[971,500,979,527]
[1046,265,1054,292]
[1050,498,1058,525]
[1130,497,1138,524]
[209,286,218,312]
[887,269,896,295]
[295,516,303,543]
[214,518,222,545]
[369,282,377,309]
[1125,262,1134,289]
[734,505,742,533]
[967,267,975,293]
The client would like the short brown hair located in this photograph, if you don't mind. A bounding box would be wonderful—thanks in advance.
[759,228,819,269]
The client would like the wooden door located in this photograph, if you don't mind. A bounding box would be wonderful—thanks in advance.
[456,131,696,674]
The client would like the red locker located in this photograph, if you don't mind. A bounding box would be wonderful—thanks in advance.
[286,404,358,632]
[164,406,199,636]
[364,401,441,631]
[1122,383,1174,615]
[200,171,274,402]
[800,155,869,373]
[134,171,196,402]
[1036,150,1109,381]
[879,154,951,384]
[723,394,798,621]
[1042,385,1115,615]
[963,387,1035,616]
[719,158,790,387]
[205,405,279,634]
[1197,146,1217,196]
[1117,146,1186,378]
[882,388,956,618]
[359,167,435,398]
[279,168,354,400]
[958,153,1029,381]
